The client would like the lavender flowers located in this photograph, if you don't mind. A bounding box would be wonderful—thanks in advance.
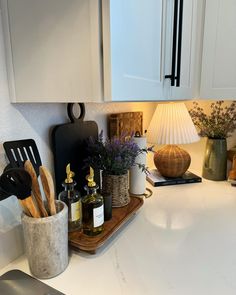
[85,132,151,175]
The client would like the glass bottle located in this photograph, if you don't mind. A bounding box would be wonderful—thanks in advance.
[58,164,82,232]
[82,167,104,236]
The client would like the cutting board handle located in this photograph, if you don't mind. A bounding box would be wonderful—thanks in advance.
[67,103,85,123]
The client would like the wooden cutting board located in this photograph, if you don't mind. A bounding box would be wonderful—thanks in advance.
[51,103,99,196]
[108,112,143,138]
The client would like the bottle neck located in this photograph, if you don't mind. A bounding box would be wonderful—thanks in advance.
[84,185,99,195]
[62,182,76,191]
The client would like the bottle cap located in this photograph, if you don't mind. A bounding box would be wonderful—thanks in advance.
[86,167,96,187]
[65,163,75,183]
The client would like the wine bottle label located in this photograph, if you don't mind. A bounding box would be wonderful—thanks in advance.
[71,201,81,222]
[93,205,104,227]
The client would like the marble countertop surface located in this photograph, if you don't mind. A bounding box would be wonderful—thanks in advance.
[1,177,236,295]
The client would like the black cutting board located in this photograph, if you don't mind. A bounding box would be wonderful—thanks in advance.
[0,270,65,295]
[51,103,99,197]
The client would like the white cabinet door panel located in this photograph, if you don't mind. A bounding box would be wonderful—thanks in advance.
[1,0,102,102]
[200,0,236,99]
[168,0,201,100]
[103,0,165,101]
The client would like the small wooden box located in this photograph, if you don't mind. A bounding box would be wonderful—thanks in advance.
[108,112,143,138]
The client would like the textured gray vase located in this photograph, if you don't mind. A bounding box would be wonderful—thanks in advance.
[202,138,227,181]
[22,200,68,279]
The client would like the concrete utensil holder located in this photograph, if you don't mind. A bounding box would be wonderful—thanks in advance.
[22,200,68,279]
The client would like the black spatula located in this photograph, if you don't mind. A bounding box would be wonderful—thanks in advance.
[3,139,42,176]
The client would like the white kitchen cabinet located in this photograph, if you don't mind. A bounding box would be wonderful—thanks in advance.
[103,0,201,101]
[168,0,203,100]
[1,0,102,102]
[1,0,201,103]
[200,0,236,99]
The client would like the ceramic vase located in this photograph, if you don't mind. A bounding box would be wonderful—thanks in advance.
[202,138,227,181]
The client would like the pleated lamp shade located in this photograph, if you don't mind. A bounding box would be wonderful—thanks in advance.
[147,102,199,145]
[147,103,199,178]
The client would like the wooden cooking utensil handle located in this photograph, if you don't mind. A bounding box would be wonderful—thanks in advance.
[39,166,56,216]
[24,160,48,217]
[20,196,41,218]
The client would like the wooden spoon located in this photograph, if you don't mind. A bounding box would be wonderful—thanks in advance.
[39,166,56,216]
[24,160,48,217]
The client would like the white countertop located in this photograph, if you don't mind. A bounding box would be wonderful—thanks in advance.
[1,178,236,295]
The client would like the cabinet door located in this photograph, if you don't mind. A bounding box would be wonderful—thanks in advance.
[200,0,236,99]
[102,0,165,101]
[166,0,202,100]
[1,0,102,102]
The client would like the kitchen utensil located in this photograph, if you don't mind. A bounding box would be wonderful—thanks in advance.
[39,165,56,215]
[24,160,48,217]
[51,103,99,195]
[0,168,40,218]
[0,269,65,294]
[3,139,42,176]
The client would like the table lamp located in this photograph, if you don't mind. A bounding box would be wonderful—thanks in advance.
[147,102,199,178]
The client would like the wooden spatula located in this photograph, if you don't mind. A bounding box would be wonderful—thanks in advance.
[24,160,48,217]
[39,166,56,216]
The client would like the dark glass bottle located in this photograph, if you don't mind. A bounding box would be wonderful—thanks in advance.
[58,164,82,232]
[82,167,104,236]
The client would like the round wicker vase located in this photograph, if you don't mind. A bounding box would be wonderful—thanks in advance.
[154,145,191,178]
[102,172,130,207]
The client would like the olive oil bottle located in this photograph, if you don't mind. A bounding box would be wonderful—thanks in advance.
[58,164,82,232]
[82,167,104,236]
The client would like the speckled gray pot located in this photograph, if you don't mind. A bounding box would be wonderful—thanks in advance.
[22,200,68,279]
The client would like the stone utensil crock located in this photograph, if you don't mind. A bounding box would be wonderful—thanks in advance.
[22,200,68,279]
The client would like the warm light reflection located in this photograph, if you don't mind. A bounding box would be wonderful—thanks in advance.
[146,209,193,230]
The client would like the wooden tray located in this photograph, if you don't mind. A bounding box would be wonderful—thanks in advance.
[69,196,143,254]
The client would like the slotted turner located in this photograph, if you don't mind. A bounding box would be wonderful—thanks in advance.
[3,139,42,176]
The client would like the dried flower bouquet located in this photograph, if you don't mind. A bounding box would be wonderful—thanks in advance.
[189,101,236,139]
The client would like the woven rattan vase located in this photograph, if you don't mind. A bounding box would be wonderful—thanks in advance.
[102,172,130,207]
[154,145,191,178]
